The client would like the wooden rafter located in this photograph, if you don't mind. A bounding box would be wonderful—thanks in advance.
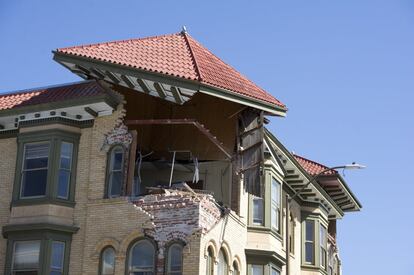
[125,118,232,159]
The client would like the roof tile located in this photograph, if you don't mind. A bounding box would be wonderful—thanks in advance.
[0,81,105,111]
[57,32,285,109]
[293,154,337,176]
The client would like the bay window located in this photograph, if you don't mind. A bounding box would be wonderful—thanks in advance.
[5,228,73,275]
[13,130,79,206]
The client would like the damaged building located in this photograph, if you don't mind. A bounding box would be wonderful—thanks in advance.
[0,30,361,275]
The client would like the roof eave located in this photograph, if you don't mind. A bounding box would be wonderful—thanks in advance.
[264,129,345,218]
[321,174,363,211]
[53,51,288,116]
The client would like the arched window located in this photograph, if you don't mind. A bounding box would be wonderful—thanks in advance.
[100,246,115,275]
[128,239,155,275]
[232,261,240,275]
[167,243,183,275]
[206,246,214,275]
[107,145,125,198]
[217,249,228,275]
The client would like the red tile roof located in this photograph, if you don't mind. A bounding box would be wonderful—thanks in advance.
[293,154,338,176]
[56,32,285,109]
[0,81,105,111]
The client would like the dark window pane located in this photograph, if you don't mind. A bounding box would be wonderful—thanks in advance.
[306,220,314,241]
[129,240,155,272]
[112,151,123,170]
[168,244,182,272]
[253,197,263,224]
[50,241,65,270]
[50,271,62,275]
[110,172,122,196]
[305,242,314,263]
[25,157,49,170]
[21,170,47,197]
[57,170,70,199]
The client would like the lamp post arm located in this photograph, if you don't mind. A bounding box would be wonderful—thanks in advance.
[289,165,345,202]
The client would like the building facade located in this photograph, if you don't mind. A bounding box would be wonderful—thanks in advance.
[0,31,361,275]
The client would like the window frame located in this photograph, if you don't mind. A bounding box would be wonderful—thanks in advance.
[247,263,281,275]
[217,248,229,275]
[126,238,156,275]
[248,167,283,238]
[4,228,72,275]
[301,213,329,271]
[105,145,126,198]
[320,225,327,270]
[165,242,184,275]
[12,129,80,207]
[270,177,281,231]
[99,246,116,275]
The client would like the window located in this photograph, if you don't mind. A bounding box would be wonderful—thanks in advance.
[12,240,41,274]
[14,130,79,205]
[270,178,281,231]
[57,142,73,199]
[271,267,280,275]
[304,220,315,264]
[320,225,327,269]
[21,142,50,198]
[167,243,183,275]
[251,265,263,275]
[217,249,228,275]
[232,261,240,275]
[50,241,65,275]
[100,246,115,275]
[289,214,295,254]
[6,230,72,275]
[107,146,125,198]
[252,196,264,225]
[206,247,214,275]
[128,239,155,274]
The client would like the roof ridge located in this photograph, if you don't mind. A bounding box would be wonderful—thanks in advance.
[181,32,203,81]
[57,32,181,51]
[0,80,94,97]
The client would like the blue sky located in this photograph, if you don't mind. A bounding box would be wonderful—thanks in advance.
[1,1,413,274]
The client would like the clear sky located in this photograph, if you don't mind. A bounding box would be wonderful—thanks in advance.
[1,1,413,274]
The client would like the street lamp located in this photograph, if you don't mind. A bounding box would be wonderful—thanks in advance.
[285,162,365,275]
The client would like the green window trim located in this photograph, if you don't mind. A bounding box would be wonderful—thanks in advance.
[301,213,329,272]
[248,168,283,237]
[3,226,74,275]
[12,129,80,207]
